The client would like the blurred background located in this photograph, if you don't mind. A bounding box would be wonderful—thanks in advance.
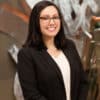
[0,0,100,100]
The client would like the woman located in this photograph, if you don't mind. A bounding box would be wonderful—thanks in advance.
[17,1,88,100]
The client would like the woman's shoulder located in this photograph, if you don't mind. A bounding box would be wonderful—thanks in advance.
[19,47,32,53]
[18,47,36,58]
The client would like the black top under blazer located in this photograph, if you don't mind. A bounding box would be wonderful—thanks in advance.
[17,39,88,100]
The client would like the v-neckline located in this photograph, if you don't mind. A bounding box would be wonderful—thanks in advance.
[47,49,62,59]
[51,51,63,59]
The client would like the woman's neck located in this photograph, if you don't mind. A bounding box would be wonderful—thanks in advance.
[43,37,56,50]
[43,37,62,57]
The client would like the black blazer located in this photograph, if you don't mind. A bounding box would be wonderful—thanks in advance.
[17,39,88,100]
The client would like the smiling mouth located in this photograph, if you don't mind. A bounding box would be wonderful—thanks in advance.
[47,27,56,31]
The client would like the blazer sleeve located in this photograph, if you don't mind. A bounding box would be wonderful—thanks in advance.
[71,41,89,100]
[17,48,47,100]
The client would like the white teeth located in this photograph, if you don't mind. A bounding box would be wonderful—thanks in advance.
[48,27,55,31]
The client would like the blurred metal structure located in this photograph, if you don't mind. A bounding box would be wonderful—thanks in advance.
[82,16,100,100]
[0,3,28,100]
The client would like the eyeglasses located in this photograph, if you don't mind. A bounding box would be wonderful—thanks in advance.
[40,16,60,23]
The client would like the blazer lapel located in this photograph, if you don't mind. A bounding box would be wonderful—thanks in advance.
[63,48,75,94]
[41,49,64,85]
[40,48,75,92]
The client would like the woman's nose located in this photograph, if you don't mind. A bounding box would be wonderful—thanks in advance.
[49,18,55,25]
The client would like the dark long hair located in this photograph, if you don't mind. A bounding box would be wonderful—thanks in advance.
[24,1,67,50]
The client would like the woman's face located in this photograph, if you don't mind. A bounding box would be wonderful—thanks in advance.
[39,6,61,39]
